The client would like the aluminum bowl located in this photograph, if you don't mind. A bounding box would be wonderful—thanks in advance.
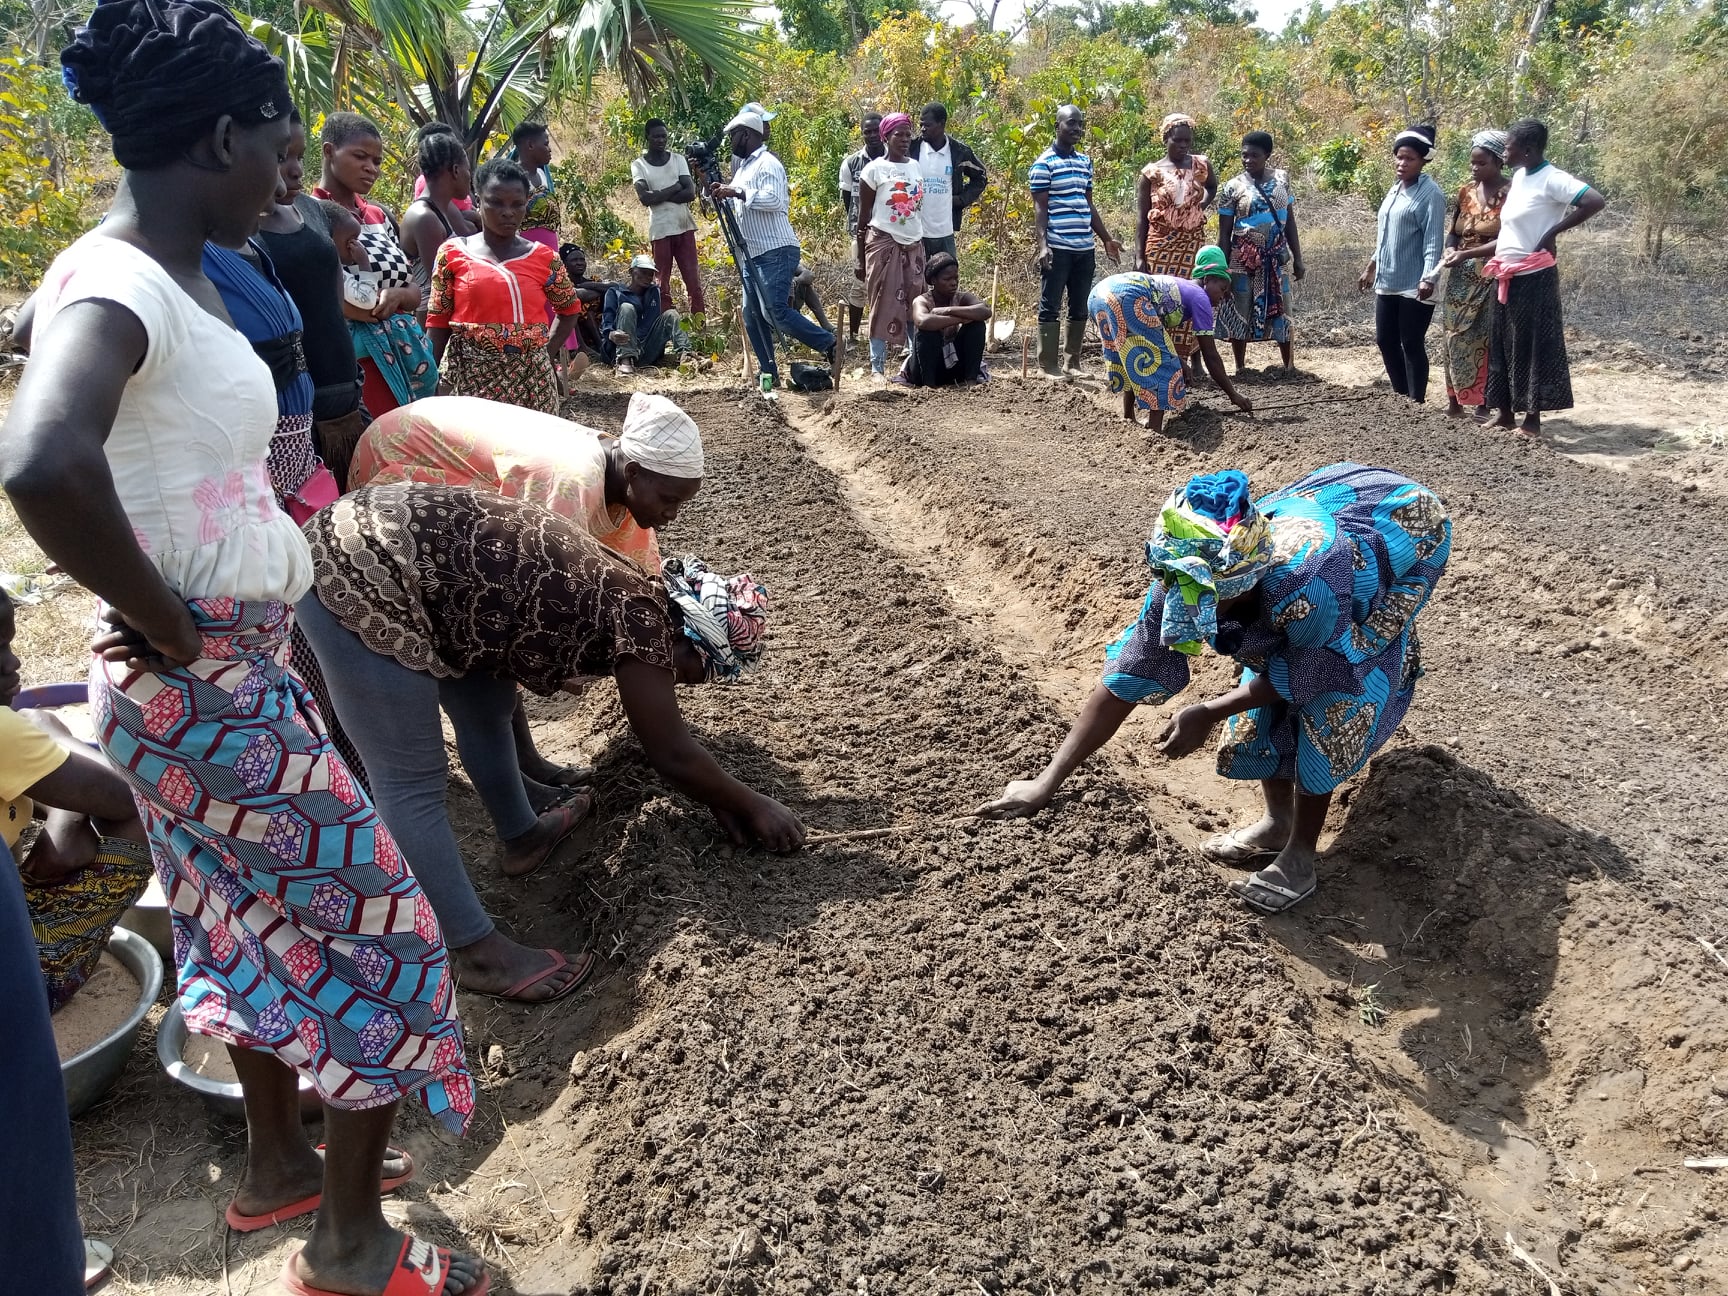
[157,1001,322,1121]
[61,927,163,1118]
[116,875,172,964]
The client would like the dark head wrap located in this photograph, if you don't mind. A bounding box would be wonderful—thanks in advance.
[61,0,291,170]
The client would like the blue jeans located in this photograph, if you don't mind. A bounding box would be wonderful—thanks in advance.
[0,840,83,1296]
[295,594,534,949]
[744,243,835,379]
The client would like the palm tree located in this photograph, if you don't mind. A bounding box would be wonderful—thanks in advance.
[241,0,758,159]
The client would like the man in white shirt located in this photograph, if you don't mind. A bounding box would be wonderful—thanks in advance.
[1484,117,1606,435]
[836,112,883,345]
[910,102,989,262]
[631,119,704,316]
[708,104,836,384]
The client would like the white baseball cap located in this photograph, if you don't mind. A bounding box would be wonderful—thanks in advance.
[630,253,656,272]
[723,103,775,135]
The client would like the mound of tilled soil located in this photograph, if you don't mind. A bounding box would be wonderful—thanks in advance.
[63,380,1722,1296]
[796,375,1728,1294]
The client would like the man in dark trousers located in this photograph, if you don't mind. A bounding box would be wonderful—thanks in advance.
[1030,103,1121,379]
[911,102,989,262]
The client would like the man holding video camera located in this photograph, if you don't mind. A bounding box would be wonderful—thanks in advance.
[706,105,836,384]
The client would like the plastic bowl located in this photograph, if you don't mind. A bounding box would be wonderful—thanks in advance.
[157,1001,322,1121]
[61,927,164,1118]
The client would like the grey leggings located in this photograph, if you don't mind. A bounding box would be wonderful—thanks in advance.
[295,594,535,949]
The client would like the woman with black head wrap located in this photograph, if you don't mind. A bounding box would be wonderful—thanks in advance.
[2,2,488,1293]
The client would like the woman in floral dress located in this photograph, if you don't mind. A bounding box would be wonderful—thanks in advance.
[427,159,580,414]
[1215,130,1305,375]
[1441,130,1510,418]
[1136,113,1216,380]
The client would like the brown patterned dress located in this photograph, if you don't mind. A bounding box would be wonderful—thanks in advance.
[306,484,677,694]
[1441,180,1507,408]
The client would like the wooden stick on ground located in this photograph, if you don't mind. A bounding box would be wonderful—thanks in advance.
[805,814,981,846]
[1021,328,1029,378]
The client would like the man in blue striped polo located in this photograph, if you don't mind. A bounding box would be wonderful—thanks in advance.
[1030,104,1121,379]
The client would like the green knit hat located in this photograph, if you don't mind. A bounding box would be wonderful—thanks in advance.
[1193,245,1231,282]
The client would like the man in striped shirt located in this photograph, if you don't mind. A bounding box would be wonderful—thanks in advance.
[707,105,836,384]
[1030,104,1121,379]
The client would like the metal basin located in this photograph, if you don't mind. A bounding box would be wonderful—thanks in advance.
[157,1001,322,1121]
[61,927,164,1118]
[116,875,173,964]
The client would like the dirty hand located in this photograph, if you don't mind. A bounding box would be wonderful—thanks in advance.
[1357,266,1373,292]
[1155,705,1216,760]
[1417,280,1435,302]
[713,793,806,852]
[1104,237,1123,264]
[1232,391,1254,415]
[974,778,1053,821]
[1034,246,1053,273]
[92,603,200,672]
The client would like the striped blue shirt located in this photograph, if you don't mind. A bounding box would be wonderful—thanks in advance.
[1029,147,1095,251]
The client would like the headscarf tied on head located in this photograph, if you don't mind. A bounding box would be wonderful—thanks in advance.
[878,112,913,138]
[617,392,704,479]
[1471,129,1509,162]
[1160,112,1196,140]
[1144,470,1275,655]
[61,0,291,169]
[662,557,768,683]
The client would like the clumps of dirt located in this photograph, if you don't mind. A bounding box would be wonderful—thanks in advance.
[805,377,1728,1295]
[492,392,1506,1293]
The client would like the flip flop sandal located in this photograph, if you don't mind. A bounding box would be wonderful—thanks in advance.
[1198,830,1279,869]
[539,763,595,788]
[474,947,597,1005]
[224,1147,416,1232]
[84,1238,113,1291]
[500,795,592,879]
[1231,869,1318,916]
[280,1234,490,1296]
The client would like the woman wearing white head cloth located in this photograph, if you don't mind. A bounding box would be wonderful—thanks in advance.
[295,480,802,1005]
[347,389,704,789]
[1359,123,1448,403]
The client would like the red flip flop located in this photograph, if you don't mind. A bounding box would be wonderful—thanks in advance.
[280,1235,489,1296]
[224,1147,415,1233]
[500,796,592,879]
[474,947,597,1004]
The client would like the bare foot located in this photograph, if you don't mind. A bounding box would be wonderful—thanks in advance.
[453,931,589,1001]
[499,796,592,879]
[1446,401,1465,419]
[295,1228,486,1296]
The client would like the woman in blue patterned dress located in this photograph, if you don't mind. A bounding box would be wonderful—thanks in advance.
[1088,247,1255,433]
[1215,130,1305,376]
[979,465,1450,915]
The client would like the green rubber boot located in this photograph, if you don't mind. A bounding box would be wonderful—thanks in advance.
[1063,318,1088,375]
[1037,321,1066,379]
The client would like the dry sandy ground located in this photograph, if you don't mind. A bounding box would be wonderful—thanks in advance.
[2,352,1725,1296]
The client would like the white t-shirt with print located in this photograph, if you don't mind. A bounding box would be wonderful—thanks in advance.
[1498,162,1590,272]
[859,157,924,245]
[631,153,698,240]
[31,233,312,603]
[918,141,955,238]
